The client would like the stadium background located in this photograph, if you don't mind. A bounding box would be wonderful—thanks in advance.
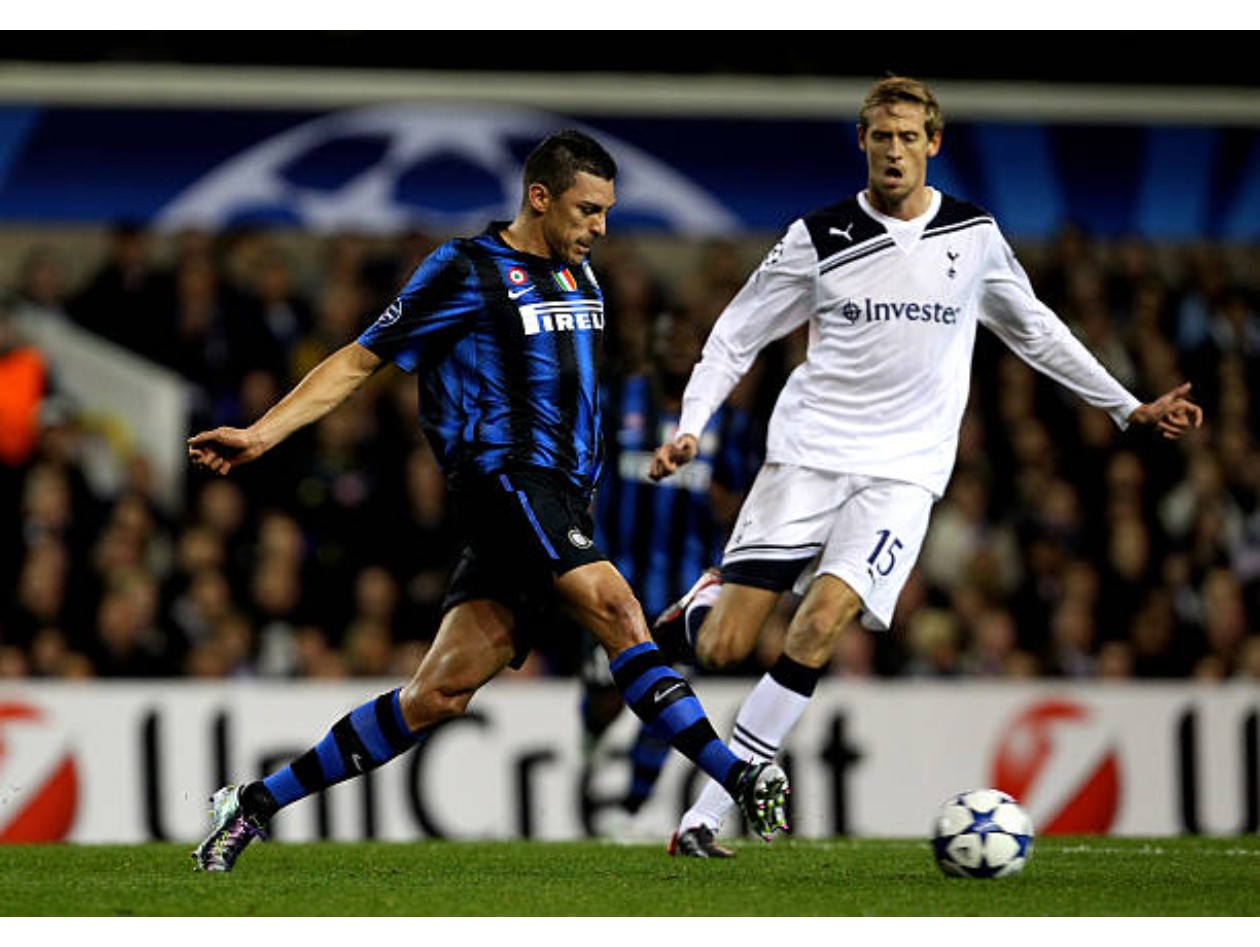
[1,37,1258,843]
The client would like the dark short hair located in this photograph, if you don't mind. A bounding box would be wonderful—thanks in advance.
[523,130,617,198]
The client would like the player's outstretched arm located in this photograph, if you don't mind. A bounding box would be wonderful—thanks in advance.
[188,342,384,476]
[648,433,699,482]
[1127,381,1204,440]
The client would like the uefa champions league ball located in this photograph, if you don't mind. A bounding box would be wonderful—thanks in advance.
[932,788,1034,879]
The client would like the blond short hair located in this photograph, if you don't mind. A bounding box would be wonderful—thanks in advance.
[859,76,943,138]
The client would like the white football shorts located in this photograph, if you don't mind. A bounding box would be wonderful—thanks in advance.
[721,463,936,631]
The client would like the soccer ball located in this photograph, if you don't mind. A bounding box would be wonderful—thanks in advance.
[932,788,1034,879]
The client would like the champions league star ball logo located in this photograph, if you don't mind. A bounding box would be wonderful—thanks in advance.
[0,702,79,842]
[155,105,739,236]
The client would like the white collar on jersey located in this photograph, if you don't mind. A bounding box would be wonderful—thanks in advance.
[858,187,942,251]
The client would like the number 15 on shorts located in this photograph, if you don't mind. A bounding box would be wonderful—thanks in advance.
[867,528,904,577]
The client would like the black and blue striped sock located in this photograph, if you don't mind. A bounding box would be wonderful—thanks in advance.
[608,641,747,797]
[243,688,424,819]
[623,723,671,814]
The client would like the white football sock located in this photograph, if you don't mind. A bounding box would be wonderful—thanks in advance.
[678,670,812,833]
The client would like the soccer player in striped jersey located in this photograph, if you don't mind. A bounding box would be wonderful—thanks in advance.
[186,130,787,872]
[649,77,1204,858]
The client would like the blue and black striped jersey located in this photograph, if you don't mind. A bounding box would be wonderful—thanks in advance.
[358,222,606,495]
[594,374,763,618]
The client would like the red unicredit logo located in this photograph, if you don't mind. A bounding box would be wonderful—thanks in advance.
[0,702,79,842]
[991,698,1120,834]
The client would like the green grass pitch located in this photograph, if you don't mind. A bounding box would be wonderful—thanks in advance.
[1,836,1257,916]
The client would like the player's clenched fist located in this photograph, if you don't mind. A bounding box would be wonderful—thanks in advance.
[649,433,699,481]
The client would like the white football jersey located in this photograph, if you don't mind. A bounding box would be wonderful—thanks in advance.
[677,189,1141,497]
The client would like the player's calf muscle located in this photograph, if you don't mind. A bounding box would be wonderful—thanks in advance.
[695,588,777,668]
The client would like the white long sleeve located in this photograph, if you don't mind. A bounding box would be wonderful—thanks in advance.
[677,221,817,439]
[978,236,1140,428]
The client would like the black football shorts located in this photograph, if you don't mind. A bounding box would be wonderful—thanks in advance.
[441,466,606,664]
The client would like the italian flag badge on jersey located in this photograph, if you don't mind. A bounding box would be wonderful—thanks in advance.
[552,269,577,292]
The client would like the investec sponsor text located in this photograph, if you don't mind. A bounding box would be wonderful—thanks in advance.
[840,298,959,324]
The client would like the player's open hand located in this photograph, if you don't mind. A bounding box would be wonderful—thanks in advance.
[187,427,264,475]
[648,434,699,482]
[1129,381,1204,440]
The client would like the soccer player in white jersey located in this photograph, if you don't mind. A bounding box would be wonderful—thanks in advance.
[648,76,1204,858]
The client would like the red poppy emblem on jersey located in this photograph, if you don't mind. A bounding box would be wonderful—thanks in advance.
[508,268,528,285]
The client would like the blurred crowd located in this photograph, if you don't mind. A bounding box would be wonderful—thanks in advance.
[1,220,1258,684]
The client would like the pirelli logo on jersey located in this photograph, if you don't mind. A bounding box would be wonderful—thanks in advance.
[840,298,959,325]
[518,300,605,336]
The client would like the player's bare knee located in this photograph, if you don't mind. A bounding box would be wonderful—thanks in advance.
[785,608,847,667]
[694,620,753,670]
[694,635,736,669]
[399,680,472,730]
[590,586,648,651]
